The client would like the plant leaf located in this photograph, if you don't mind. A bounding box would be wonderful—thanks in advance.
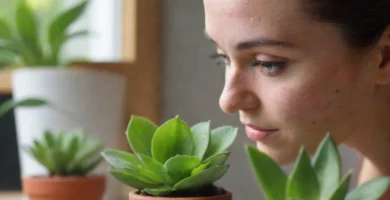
[48,1,88,62]
[137,154,169,184]
[48,30,89,64]
[191,121,210,159]
[329,169,353,200]
[126,116,157,157]
[0,98,48,117]
[0,18,12,40]
[345,177,390,200]
[174,165,229,190]
[152,116,194,164]
[203,126,237,160]
[67,139,101,173]
[144,186,175,196]
[0,49,21,67]
[101,149,141,171]
[64,135,79,165]
[202,152,230,167]
[43,131,56,148]
[109,169,161,190]
[80,155,103,175]
[313,133,341,200]
[164,155,201,181]
[247,146,287,200]
[191,162,210,176]
[16,0,42,62]
[286,147,320,200]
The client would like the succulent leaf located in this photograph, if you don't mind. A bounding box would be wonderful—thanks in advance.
[151,116,194,164]
[345,177,390,200]
[144,186,175,196]
[101,149,141,171]
[164,155,201,182]
[247,146,287,200]
[286,147,320,200]
[138,154,169,184]
[313,133,341,200]
[109,169,162,190]
[191,121,211,159]
[329,169,353,200]
[174,165,229,190]
[202,152,230,167]
[203,126,237,160]
[126,116,157,157]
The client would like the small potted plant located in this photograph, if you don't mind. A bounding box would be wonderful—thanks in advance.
[101,115,238,200]
[23,130,106,200]
[246,133,390,200]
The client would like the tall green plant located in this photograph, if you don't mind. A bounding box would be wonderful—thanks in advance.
[0,0,89,68]
[246,133,390,200]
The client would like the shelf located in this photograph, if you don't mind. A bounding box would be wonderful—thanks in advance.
[0,71,12,95]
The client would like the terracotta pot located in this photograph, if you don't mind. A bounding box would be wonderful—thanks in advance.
[128,190,232,200]
[23,175,106,200]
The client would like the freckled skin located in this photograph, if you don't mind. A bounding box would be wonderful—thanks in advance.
[204,0,382,164]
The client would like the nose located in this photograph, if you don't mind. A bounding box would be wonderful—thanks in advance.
[219,67,259,113]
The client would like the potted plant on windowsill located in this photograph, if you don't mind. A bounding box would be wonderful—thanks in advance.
[23,130,105,200]
[246,133,390,200]
[102,115,238,200]
[0,1,127,198]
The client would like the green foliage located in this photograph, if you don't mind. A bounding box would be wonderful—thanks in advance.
[24,130,103,176]
[102,115,238,197]
[246,133,390,200]
[0,97,48,117]
[0,0,89,68]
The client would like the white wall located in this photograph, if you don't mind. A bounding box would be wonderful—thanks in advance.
[161,1,359,199]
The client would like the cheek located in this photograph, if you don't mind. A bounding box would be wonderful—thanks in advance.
[271,85,331,120]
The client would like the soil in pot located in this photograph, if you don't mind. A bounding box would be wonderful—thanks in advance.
[129,185,232,200]
[23,175,105,200]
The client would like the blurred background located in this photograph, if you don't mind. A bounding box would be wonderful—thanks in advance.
[0,0,360,199]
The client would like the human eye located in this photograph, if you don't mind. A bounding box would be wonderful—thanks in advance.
[209,53,230,66]
[249,59,287,76]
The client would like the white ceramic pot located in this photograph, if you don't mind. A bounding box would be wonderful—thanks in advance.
[12,67,127,200]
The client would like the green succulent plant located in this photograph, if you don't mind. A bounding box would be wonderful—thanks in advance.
[246,133,390,200]
[101,115,238,197]
[24,130,103,176]
[0,0,89,68]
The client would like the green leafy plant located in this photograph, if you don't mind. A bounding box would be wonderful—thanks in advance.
[24,130,103,176]
[0,0,89,68]
[246,133,390,200]
[101,115,238,197]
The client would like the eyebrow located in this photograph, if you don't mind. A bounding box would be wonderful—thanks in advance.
[204,30,295,50]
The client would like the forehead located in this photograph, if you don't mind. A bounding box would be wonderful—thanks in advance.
[203,0,312,48]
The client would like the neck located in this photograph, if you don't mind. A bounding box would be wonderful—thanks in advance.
[345,86,390,199]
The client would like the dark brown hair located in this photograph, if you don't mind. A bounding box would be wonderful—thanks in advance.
[302,0,390,49]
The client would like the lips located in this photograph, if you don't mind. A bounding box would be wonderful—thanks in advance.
[245,125,278,141]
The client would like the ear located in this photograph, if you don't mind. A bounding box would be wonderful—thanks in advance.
[375,26,390,84]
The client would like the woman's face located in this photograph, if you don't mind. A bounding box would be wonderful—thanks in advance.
[204,0,381,164]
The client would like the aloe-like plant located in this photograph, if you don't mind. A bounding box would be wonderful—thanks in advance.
[101,115,238,197]
[24,130,103,176]
[246,133,390,200]
[0,0,89,68]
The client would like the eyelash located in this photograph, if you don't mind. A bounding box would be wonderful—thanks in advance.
[209,53,286,73]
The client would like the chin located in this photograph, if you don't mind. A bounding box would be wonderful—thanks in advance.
[256,142,301,166]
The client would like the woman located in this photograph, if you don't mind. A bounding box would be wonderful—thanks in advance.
[203,0,390,198]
